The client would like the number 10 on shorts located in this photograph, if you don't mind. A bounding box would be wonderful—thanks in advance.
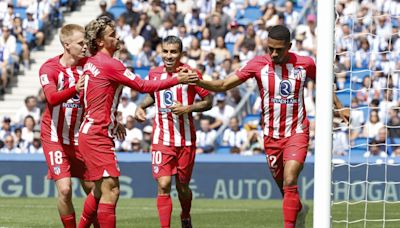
[152,151,162,165]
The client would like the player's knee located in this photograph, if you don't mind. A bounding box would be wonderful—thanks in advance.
[109,186,120,198]
[283,176,298,187]
[58,185,72,199]
[176,183,189,195]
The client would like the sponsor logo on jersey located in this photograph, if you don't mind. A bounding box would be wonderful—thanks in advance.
[279,80,292,97]
[163,90,174,107]
[40,74,49,85]
[271,98,298,104]
[159,108,172,113]
[53,166,61,175]
[62,103,82,108]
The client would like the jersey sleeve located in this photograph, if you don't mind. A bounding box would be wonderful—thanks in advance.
[107,61,178,93]
[306,57,316,81]
[235,58,259,81]
[39,63,77,106]
[194,70,209,98]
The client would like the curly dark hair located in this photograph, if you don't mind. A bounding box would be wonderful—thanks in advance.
[85,16,115,55]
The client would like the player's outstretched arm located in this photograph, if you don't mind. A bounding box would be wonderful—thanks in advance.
[195,72,244,92]
[333,92,350,123]
[170,94,213,116]
[135,94,155,122]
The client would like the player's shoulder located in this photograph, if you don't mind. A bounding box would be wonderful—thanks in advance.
[148,66,164,78]
[290,52,315,66]
[251,55,271,66]
[39,55,61,74]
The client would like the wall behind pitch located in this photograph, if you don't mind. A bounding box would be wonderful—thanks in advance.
[1,154,399,200]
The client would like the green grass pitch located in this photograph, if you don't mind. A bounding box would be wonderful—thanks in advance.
[1,198,399,227]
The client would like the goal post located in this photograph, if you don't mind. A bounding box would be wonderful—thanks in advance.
[313,0,335,227]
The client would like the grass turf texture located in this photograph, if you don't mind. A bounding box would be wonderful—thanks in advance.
[0,198,399,227]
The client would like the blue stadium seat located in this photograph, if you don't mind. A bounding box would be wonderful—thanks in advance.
[215,146,232,154]
[352,137,369,151]
[349,147,366,155]
[109,6,126,19]
[134,66,150,79]
[226,42,235,55]
[14,7,27,20]
[113,0,125,7]
[243,114,259,126]
[242,6,262,21]
[336,90,351,107]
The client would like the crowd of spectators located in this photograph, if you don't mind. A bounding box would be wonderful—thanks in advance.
[1,0,399,158]
[331,0,400,158]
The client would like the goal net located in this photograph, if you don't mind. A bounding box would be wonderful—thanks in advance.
[331,0,400,227]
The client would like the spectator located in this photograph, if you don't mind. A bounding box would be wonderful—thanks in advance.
[0,135,21,153]
[349,98,365,141]
[213,36,231,65]
[208,13,227,41]
[184,7,205,38]
[242,128,263,156]
[364,139,387,158]
[98,0,114,20]
[0,116,12,141]
[200,27,216,53]
[196,117,217,153]
[115,16,131,41]
[187,37,204,64]
[121,115,142,151]
[117,92,137,125]
[0,26,17,76]
[203,93,234,129]
[23,8,45,49]
[0,37,9,95]
[15,96,40,125]
[157,16,178,39]
[130,138,142,152]
[147,0,164,30]
[363,110,384,139]
[177,24,193,52]
[124,24,145,56]
[21,115,35,144]
[141,125,153,153]
[121,0,140,26]
[221,116,248,153]
[165,3,184,27]
[136,41,157,67]
[137,12,159,48]
[224,20,242,44]
[27,133,43,154]
[283,1,300,30]
[13,127,28,152]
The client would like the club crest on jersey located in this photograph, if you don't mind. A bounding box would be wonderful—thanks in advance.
[279,80,292,97]
[292,67,306,81]
[163,90,174,107]
[40,74,49,85]
[153,165,159,174]
[53,166,61,175]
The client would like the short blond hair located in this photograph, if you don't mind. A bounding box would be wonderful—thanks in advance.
[59,24,84,45]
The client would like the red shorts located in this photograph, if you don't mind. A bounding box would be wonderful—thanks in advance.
[42,141,89,180]
[264,133,309,181]
[151,144,196,184]
[78,134,120,181]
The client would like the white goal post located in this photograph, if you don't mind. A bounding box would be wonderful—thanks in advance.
[313,0,335,227]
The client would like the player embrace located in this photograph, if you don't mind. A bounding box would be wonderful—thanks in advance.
[190,25,349,228]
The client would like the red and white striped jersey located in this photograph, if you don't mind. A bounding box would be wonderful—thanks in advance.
[150,64,209,147]
[39,55,85,145]
[236,52,316,139]
[79,52,179,139]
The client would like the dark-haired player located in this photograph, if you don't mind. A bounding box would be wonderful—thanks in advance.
[190,25,349,228]
[135,36,212,228]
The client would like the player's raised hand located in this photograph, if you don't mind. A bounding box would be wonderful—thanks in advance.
[75,75,85,93]
[115,122,126,141]
[170,100,190,116]
[338,108,350,124]
[176,67,198,84]
[134,106,147,122]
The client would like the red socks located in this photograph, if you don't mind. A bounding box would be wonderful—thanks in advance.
[157,195,172,228]
[78,193,100,228]
[178,190,192,219]
[60,213,76,228]
[97,203,116,228]
[283,185,302,228]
